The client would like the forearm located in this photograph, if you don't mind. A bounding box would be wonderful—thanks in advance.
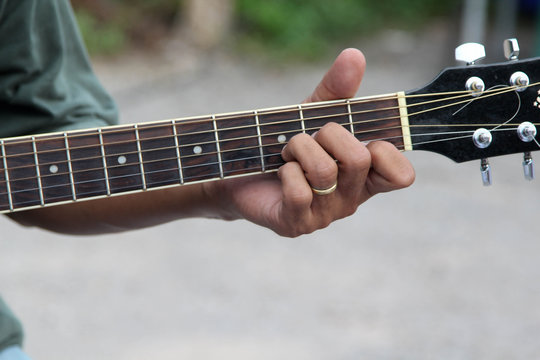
[7,183,235,235]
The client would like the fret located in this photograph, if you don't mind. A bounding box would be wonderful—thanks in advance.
[216,112,262,177]
[258,107,303,170]
[212,115,225,179]
[0,140,13,211]
[176,117,220,183]
[64,133,77,200]
[101,127,144,194]
[346,99,355,134]
[302,100,350,136]
[172,120,185,184]
[98,129,111,195]
[254,110,266,172]
[3,138,41,209]
[35,135,73,205]
[349,94,404,149]
[68,130,109,199]
[31,137,45,206]
[138,122,181,189]
[298,104,306,133]
[134,125,147,190]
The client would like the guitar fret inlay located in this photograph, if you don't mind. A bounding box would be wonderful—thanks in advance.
[117,156,127,165]
[278,135,287,143]
[49,165,59,174]
[193,146,202,154]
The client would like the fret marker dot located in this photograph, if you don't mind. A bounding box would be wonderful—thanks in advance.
[118,156,127,165]
[193,146,203,154]
[278,134,287,143]
[49,165,59,174]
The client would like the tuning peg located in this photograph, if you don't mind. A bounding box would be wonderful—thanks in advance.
[523,152,534,181]
[504,38,520,61]
[455,42,486,65]
[480,158,492,186]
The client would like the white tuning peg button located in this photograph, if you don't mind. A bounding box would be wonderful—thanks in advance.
[455,42,486,65]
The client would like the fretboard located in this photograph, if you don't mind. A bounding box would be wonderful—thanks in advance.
[0,92,410,213]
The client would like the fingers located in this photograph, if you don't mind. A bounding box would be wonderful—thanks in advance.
[312,123,371,201]
[282,132,338,192]
[305,48,366,103]
[280,123,372,222]
[365,141,415,196]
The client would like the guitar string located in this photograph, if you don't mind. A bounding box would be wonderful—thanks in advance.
[0,127,523,200]
[0,83,531,169]
[0,85,538,200]
[0,120,531,185]
[0,88,494,159]
[0,82,534,158]
[1,104,538,186]
[0,126,523,207]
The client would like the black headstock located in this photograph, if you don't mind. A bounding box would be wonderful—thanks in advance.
[406,57,540,163]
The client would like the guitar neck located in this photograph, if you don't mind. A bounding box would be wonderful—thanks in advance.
[0,92,410,214]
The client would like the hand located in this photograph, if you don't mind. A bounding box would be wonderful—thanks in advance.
[204,48,415,237]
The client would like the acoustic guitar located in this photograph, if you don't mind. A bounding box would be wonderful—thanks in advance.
[1,41,538,214]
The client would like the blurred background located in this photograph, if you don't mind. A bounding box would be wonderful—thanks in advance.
[2,0,540,359]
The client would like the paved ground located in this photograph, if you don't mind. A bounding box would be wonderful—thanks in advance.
[2,24,540,359]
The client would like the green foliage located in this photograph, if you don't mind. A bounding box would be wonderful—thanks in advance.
[75,9,126,55]
[73,0,458,59]
[72,0,179,55]
[235,0,458,60]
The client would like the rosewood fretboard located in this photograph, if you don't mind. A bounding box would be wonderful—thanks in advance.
[0,93,409,213]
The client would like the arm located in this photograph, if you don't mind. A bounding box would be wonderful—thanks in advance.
[8,49,415,236]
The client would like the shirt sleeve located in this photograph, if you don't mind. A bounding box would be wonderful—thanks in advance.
[0,296,23,350]
[0,0,118,138]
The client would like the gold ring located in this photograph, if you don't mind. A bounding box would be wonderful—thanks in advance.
[311,182,338,196]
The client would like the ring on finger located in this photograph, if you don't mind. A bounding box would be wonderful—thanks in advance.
[311,182,338,196]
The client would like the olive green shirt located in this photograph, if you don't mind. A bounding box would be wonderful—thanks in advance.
[0,0,118,350]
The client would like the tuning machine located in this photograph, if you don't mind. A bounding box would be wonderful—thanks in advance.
[517,122,537,181]
[480,158,492,186]
[523,152,534,181]
[503,38,520,61]
[455,42,486,65]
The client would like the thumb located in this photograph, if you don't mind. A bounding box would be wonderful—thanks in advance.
[305,48,366,103]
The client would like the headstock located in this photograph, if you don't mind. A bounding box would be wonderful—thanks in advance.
[406,39,540,185]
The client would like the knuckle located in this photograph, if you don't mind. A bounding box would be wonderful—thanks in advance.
[347,144,371,170]
[342,202,360,218]
[287,132,312,148]
[312,161,338,185]
[287,188,312,208]
[395,166,416,188]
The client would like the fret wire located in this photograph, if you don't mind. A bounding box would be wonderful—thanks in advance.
[1,82,536,155]
[0,119,526,178]
[64,133,77,201]
[298,104,306,133]
[172,119,185,184]
[0,126,520,200]
[98,128,111,196]
[0,84,521,159]
[212,115,224,179]
[134,124,147,190]
[254,110,266,172]
[0,124,400,188]
[32,136,45,206]
[1,140,13,211]
[346,99,355,135]
[0,151,286,199]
